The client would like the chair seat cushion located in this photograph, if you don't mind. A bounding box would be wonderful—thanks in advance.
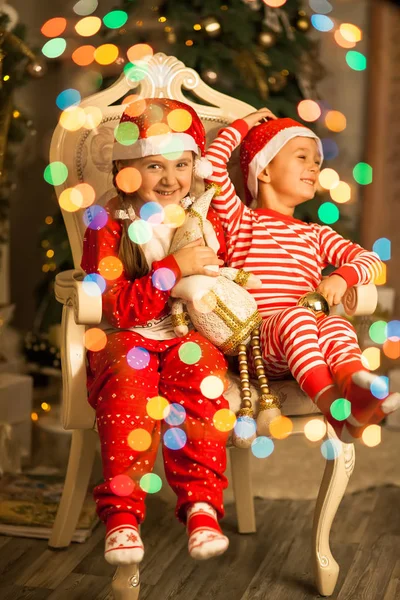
[224,372,321,417]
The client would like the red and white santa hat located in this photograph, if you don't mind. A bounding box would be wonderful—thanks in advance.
[112,97,213,179]
[240,117,324,205]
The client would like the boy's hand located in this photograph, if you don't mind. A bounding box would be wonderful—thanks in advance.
[243,108,277,130]
[316,275,348,306]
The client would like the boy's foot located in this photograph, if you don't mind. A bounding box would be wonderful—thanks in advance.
[187,502,229,560]
[344,390,400,440]
[334,366,385,425]
[104,512,144,566]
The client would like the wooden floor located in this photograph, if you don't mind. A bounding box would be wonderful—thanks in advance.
[1,485,400,600]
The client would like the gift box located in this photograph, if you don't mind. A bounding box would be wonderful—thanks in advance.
[0,373,33,460]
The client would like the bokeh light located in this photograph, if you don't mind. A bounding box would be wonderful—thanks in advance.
[372,238,391,261]
[44,162,68,186]
[200,375,225,399]
[94,44,119,65]
[72,45,95,66]
[340,23,362,43]
[147,122,171,137]
[269,415,293,439]
[370,376,389,400]
[124,62,150,84]
[330,181,351,203]
[234,416,257,440]
[318,202,339,225]
[56,89,81,110]
[320,438,342,460]
[147,396,170,420]
[374,262,387,286]
[73,0,98,16]
[58,188,82,213]
[321,138,339,160]
[362,424,381,447]
[83,205,108,230]
[251,436,274,459]
[140,473,162,494]
[140,202,164,224]
[41,18,67,38]
[127,428,152,452]
[167,109,193,132]
[311,14,334,32]
[115,122,140,146]
[123,96,147,117]
[383,339,400,360]
[163,204,186,228]
[83,273,106,295]
[263,0,287,6]
[297,99,321,122]
[319,168,340,190]
[151,268,176,291]
[353,162,372,185]
[330,398,351,421]
[83,106,103,130]
[98,256,124,280]
[369,321,387,344]
[178,342,202,365]
[127,346,151,370]
[110,474,134,496]
[163,428,187,450]
[73,183,96,208]
[304,418,327,442]
[346,51,367,71]
[75,16,101,37]
[361,347,381,371]
[325,110,347,132]
[388,320,400,341]
[42,38,67,59]
[126,44,154,63]
[103,10,128,29]
[59,106,86,131]
[164,404,186,426]
[116,167,142,193]
[84,328,107,351]
[334,30,356,49]
[213,409,236,432]
[309,0,332,14]
[128,220,152,244]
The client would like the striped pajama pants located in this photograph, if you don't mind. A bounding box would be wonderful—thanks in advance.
[259,306,361,390]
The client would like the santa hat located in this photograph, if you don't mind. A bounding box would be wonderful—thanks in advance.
[240,118,324,205]
[112,97,213,179]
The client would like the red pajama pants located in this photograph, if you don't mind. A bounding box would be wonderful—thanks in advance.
[259,306,362,389]
[86,330,229,525]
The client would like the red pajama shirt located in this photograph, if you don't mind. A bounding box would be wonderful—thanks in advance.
[81,199,230,524]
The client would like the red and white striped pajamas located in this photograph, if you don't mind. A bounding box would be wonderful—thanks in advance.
[81,201,230,524]
[205,120,382,410]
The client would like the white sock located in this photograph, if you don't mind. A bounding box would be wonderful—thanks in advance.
[187,502,229,561]
[104,523,144,566]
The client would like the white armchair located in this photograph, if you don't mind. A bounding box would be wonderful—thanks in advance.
[48,53,377,600]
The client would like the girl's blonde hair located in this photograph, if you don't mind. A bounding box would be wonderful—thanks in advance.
[112,156,205,281]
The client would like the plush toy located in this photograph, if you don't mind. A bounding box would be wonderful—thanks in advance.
[170,186,281,447]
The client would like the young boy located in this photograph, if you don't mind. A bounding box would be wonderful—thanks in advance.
[205,110,400,441]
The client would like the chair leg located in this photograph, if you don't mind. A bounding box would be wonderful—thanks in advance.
[312,422,355,597]
[49,428,97,549]
[112,565,141,600]
[229,447,256,534]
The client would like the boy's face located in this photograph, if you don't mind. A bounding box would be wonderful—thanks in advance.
[258,137,321,209]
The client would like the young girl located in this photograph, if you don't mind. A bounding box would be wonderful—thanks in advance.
[204,109,400,441]
[81,98,231,566]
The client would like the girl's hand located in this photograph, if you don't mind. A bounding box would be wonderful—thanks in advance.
[316,275,348,306]
[243,108,277,130]
[172,239,224,277]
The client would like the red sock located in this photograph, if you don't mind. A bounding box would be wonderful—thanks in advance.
[104,512,144,565]
[333,361,383,424]
[186,503,229,560]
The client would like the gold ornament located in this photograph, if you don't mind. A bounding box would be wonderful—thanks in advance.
[26,58,47,78]
[297,291,330,317]
[258,31,276,49]
[267,71,287,93]
[201,16,222,38]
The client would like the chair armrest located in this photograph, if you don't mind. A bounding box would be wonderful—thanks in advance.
[342,283,378,316]
[55,269,102,325]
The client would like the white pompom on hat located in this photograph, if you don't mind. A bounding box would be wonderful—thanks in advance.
[240,117,324,206]
[112,97,213,179]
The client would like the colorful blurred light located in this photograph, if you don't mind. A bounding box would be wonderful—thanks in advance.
[334,30,356,49]
[297,99,321,122]
[151,268,176,291]
[369,320,387,344]
[59,106,86,131]
[147,396,170,420]
[361,347,381,371]
[373,238,391,261]
[304,418,326,442]
[321,138,339,160]
[83,273,106,295]
[44,162,68,186]
[126,44,154,63]
[164,404,186,426]
[72,45,95,66]
[269,416,293,439]
[42,38,67,59]
[83,106,103,130]
[340,23,362,43]
[388,320,400,341]
[178,342,202,365]
[251,436,274,459]
[56,89,81,110]
[330,181,351,203]
[163,428,187,450]
[84,328,107,351]
[127,428,152,452]
[263,0,287,6]
[309,0,332,14]
[320,438,342,460]
[83,205,108,230]
[325,110,347,132]
[75,16,101,37]
[128,220,152,244]
[374,262,387,286]
[362,425,381,447]
[370,376,389,400]
[94,44,119,65]
[116,167,142,193]
[346,51,367,71]
[98,256,124,280]
[319,168,340,189]
[73,0,98,16]
[330,398,351,421]
[200,375,224,399]
[311,14,334,32]
[140,473,162,494]
[353,162,372,185]
[383,339,400,360]
[41,17,67,38]
[163,204,186,228]
[318,202,339,225]
[110,474,134,496]
[127,346,150,370]
[103,10,128,29]
[213,409,236,432]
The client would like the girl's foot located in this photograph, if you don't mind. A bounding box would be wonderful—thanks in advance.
[187,502,229,560]
[104,512,144,566]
